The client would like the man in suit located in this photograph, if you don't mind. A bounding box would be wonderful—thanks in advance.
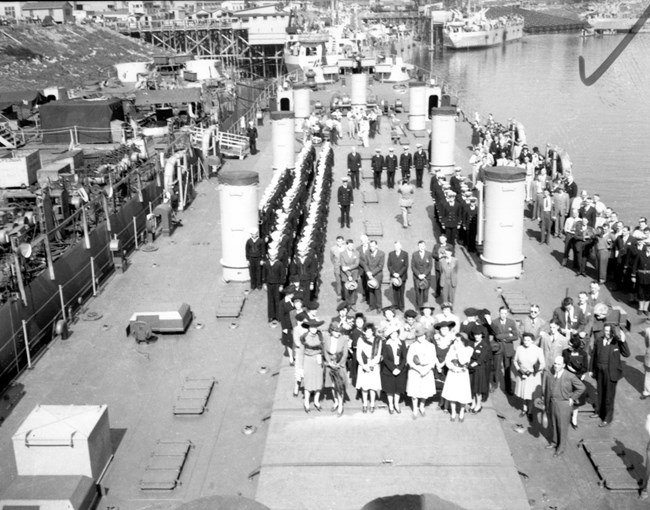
[539,320,569,373]
[357,234,371,303]
[329,236,345,297]
[440,191,463,246]
[433,235,453,298]
[385,147,398,189]
[387,241,409,311]
[520,304,546,343]
[371,148,384,189]
[579,196,597,228]
[590,323,630,426]
[544,356,586,457]
[552,186,570,238]
[540,188,553,244]
[439,248,458,306]
[551,296,587,339]
[364,239,385,312]
[347,146,362,190]
[340,239,360,306]
[411,240,433,308]
[413,143,428,188]
[488,306,520,395]
[337,176,353,228]
[399,145,412,183]
[245,229,265,291]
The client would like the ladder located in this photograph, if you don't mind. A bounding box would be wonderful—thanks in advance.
[0,122,22,149]
[216,130,249,160]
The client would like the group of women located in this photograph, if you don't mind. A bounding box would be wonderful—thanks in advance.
[292,301,493,421]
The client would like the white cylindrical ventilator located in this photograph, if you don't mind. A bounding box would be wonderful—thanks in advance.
[480,166,526,279]
[271,111,295,171]
[293,84,311,133]
[430,106,456,176]
[219,170,259,282]
[350,73,368,108]
[408,82,427,131]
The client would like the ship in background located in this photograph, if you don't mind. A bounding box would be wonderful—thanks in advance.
[443,8,524,49]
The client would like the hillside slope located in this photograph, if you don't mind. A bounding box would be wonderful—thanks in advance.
[0,24,172,92]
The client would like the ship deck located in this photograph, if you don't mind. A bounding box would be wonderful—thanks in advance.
[0,79,649,510]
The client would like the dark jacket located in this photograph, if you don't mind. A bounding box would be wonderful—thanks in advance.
[371,154,384,172]
[413,149,428,170]
[590,333,630,382]
[347,151,362,172]
[337,184,354,206]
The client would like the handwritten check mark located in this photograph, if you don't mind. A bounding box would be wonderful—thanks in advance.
[579,3,650,86]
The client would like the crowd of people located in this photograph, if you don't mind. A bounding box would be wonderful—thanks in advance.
[278,277,628,458]
[468,112,650,317]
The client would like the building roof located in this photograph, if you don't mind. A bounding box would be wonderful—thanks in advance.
[135,88,202,106]
[22,2,71,10]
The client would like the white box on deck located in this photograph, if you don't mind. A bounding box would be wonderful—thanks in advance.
[0,149,40,188]
[12,404,112,480]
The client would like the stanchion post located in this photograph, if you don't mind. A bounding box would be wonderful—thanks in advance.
[91,256,97,296]
[22,320,31,369]
[59,285,67,322]
[133,216,138,250]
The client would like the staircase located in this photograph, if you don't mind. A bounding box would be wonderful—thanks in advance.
[0,122,22,149]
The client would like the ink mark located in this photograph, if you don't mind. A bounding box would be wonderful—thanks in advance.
[579,3,650,86]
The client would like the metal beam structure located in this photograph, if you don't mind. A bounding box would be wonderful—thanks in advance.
[113,20,285,79]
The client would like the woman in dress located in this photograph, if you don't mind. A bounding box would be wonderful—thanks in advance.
[562,334,589,429]
[356,323,382,413]
[468,325,491,414]
[407,323,437,418]
[433,320,456,412]
[297,318,325,413]
[398,178,415,228]
[381,327,407,414]
[323,322,349,416]
[441,334,473,422]
[513,332,545,421]
[347,313,366,390]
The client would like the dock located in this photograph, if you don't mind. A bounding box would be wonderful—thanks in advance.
[0,77,649,510]
[488,7,588,34]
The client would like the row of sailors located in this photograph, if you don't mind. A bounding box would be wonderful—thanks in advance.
[262,145,335,326]
[430,167,480,251]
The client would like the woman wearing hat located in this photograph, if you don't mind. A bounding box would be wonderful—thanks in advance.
[379,306,403,341]
[297,318,325,413]
[381,328,407,414]
[562,334,589,429]
[418,305,436,342]
[468,325,491,414]
[398,178,415,228]
[433,321,456,412]
[513,332,545,421]
[323,322,349,416]
[407,323,437,417]
[441,334,473,422]
[356,324,382,413]
[347,313,366,389]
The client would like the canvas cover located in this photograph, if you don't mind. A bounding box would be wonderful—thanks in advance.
[40,98,124,143]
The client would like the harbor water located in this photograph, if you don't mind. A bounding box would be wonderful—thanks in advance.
[409,33,650,222]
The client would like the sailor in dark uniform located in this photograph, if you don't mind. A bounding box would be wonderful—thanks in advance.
[265,248,287,326]
[371,148,384,189]
[245,228,265,290]
[347,146,362,190]
[440,191,463,246]
[385,147,398,189]
[399,145,412,183]
[413,143,428,188]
